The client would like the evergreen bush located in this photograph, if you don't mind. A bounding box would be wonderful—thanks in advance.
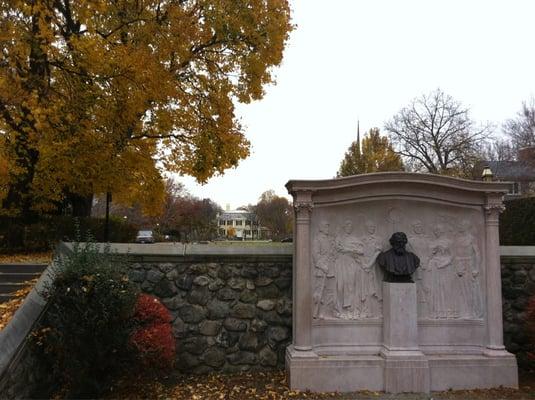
[31,241,139,398]
[500,197,535,245]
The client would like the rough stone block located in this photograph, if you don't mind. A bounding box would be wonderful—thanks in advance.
[231,303,256,319]
[256,299,275,311]
[199,320,222,336]
[207,299,230,319]
[178,304,206,324]
[223,317,247,332]
[218,287,239,301]
[202,348,226,367]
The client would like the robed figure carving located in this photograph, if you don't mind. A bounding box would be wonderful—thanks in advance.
[377,232,420,283]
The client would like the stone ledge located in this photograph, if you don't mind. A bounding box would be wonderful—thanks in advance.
[0,260,55,380]
[501,246,535,263]
[59,241,293,259]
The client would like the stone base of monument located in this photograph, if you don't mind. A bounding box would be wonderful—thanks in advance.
[286,349,517,393]
[286,282,518,393]
[381,283,430,393]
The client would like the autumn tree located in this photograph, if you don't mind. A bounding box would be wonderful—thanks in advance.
[337,127,403,177]
[0,1,293,218]
[384,89,492,176]
[94,179,221,241]
[503,99,535,151]
[227,226,236,239]
[253,190,292,241]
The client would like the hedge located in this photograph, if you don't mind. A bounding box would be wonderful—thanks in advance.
[0,216,138,253]
[500,197,535,245]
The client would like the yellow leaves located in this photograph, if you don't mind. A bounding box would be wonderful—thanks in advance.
[0,278,37,332]
[338,128,404,177]
[104,370,368,400]
[1,0,292,214]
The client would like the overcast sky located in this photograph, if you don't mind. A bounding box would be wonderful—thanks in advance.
[175,0,535,210]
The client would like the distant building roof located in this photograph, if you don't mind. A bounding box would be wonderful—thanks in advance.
[485,160,535,181]
[218,210,256,221]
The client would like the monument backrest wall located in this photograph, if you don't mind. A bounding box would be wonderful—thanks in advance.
[287,172,511,356]
[311,199,487,353]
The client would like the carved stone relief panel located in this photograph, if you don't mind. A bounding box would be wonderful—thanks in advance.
[311,199,485,321]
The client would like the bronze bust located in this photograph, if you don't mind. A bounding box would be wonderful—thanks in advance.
[376,232,420,283]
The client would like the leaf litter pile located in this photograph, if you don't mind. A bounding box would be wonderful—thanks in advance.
[0,278,37,331]
[105,370,535,400]
[0,251,52,264]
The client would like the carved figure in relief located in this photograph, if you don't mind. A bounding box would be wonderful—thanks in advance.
[454,220,483,318]
[313,221,335,319]
[359,220,383,317]
[387,207,402,232]
[334,220,364,318]
[409,220,431,318]
[428,224,455,319]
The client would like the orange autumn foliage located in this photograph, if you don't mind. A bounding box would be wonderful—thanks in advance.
[0,0,293,215]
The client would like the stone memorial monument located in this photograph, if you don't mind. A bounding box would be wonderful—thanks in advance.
[285,172,518,393]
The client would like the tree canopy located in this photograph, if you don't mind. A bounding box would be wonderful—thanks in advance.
[253,189,292,241]
[503,99,535,151]
[337,127,403,177]
[384,89,492,177]
[0,0,293,217]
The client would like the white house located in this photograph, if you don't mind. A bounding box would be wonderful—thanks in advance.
[216,208,268,240]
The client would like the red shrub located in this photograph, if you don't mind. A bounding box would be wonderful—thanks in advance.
[130,323,175,369]
[129,294,175,370]
[133,293,172,325]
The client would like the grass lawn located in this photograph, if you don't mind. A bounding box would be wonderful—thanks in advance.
[105,370,535,400]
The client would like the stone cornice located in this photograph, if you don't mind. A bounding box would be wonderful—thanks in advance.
[285,172,512,195]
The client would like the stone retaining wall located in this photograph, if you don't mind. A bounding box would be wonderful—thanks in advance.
[0,259,56,399]
[128,254,292,373]
[501,247,535,369]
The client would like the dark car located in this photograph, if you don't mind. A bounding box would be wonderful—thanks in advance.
[280,237,293,243]
[135,230,155,244]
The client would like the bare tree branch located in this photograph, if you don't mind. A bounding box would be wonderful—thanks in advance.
[384,88,492,176]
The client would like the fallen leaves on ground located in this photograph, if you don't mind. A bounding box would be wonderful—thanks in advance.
[0,252,52,264]
[104,370,535,400]
[106,371,343,400]
[0,279,38,331]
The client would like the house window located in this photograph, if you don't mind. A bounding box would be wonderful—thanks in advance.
[245,230,251,236]
[219,229,225,236]
[236,220,243,226]
[219,220,226,226]
[509,182,521,195]
[227,220,233,225]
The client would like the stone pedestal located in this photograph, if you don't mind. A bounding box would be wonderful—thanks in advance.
[381,282,430,393]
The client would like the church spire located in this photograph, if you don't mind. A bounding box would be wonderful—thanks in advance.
[356,120,361,156]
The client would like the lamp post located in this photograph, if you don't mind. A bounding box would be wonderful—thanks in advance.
[482,166,493,182]
[104,191,112,242]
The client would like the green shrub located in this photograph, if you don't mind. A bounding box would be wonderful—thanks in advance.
[500,197,535,245]
[31,241,139,398]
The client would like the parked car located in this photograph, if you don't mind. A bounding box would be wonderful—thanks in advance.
[280,237,293,243]
[135,230,155,243]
